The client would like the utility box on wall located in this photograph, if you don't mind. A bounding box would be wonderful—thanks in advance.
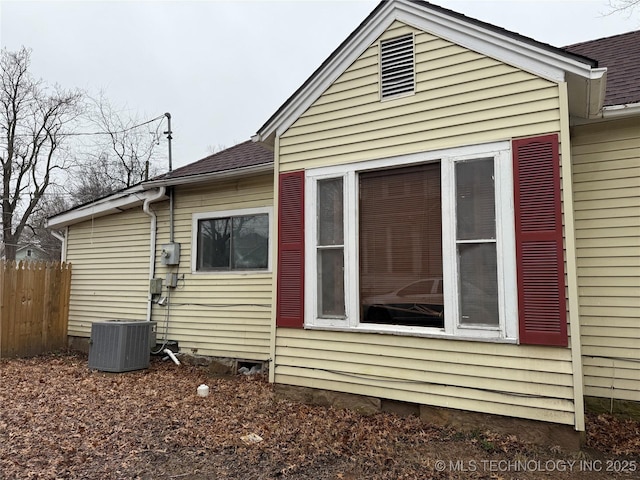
[149,278,163,295]
[88,320,157,372]
[161,242,180,265]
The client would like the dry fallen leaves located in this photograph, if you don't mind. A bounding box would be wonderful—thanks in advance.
[0,353,637,479]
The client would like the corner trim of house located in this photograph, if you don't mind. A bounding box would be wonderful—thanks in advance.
[559,81,586,432]
[268,136,281,384]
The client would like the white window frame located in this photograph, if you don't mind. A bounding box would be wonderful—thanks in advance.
[305,141,518,342]
[191,206,273,274]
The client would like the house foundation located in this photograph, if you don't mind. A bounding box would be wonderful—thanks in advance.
[585,396,640,420]
[275,384,583,451]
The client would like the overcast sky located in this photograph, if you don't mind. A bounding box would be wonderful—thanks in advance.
[1,1,638,170]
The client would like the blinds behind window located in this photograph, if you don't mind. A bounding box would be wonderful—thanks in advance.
[359,163,443,309]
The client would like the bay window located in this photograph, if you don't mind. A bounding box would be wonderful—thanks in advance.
[305,141,518,341]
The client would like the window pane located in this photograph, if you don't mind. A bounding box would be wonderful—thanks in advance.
[198,218,230,270]
[318,178,343,246]
[359,163,444,327]
[318,248,345,317]
[456,159,495,240]
[458,243,499,325]
[232,214,269,269]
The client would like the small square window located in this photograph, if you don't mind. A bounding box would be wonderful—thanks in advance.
[195,211,269,272]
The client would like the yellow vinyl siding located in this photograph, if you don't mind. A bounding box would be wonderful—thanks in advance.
[151,174,274,360]
[66,208,151,337]
[273,22,574,423]
[275,329,575,424]
[572,117,640,403]
[279,22,561,172]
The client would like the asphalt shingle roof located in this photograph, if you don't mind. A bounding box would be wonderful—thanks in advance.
[159,140,273,181]
[564,30,640,107]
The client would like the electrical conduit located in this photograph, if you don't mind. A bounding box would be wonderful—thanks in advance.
[143,186,167,322]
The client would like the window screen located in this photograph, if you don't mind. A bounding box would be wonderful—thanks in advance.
[317,178,345,317]
[455,159,499,325]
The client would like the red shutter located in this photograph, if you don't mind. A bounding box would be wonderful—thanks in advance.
[513,134,567,346]
[276,171,305,328]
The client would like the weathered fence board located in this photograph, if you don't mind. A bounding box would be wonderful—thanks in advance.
[0,261,71,358]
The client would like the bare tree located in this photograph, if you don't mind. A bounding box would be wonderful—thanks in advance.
[71,93,164,205]
[21,186,71,261]
[0,47,83,260]
[607,0,640,16]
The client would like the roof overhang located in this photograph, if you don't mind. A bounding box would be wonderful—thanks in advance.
[254,0,606,146]
[142,162,273,189]
[47,162,275,229]
[46,185,166,229]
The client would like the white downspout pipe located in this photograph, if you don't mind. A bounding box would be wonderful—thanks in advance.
[50,227,68,262]
[143,187,167,322]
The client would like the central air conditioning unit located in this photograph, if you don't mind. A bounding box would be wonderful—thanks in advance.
[88,320,157,372]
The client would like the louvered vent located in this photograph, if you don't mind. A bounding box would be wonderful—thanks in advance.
[380,34,415,99]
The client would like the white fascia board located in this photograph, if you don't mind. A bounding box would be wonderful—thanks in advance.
[141,163,273,189]
[256,0,601,143]
[46,186,164,229]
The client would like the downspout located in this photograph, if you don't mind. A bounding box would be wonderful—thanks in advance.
[50,227,68,262]
[143,186,167,322]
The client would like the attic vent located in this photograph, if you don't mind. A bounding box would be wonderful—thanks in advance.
[380,33,415,99]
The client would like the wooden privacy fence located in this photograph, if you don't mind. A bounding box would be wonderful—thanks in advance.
[0,261,71,358]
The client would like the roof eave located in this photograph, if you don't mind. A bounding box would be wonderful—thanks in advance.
[46,186,165,229]
[142,162,274,189]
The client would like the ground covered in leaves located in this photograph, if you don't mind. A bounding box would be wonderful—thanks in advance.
[1,353,638,479]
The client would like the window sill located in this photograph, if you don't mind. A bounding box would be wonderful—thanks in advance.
[191,269,272,276]
[303,323,518,344]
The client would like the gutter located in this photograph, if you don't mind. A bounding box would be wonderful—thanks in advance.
[142,163,273,189]
[142,186,167,322]
[570,101,640,126]
[586,68,607,119]
[47,185,149,229]
[603,102,640,119]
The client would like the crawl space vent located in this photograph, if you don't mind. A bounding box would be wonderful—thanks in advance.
[380,33,415,99]
[88,320,156,372]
